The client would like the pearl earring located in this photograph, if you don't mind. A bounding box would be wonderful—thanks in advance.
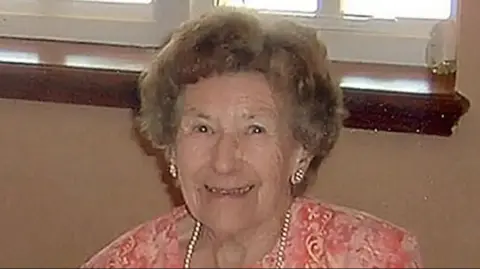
[168,163,177,179]
[291,169,305,185]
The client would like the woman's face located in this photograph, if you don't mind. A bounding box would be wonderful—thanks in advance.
[173,72,308,236]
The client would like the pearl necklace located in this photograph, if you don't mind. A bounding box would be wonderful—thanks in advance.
[183,209,292,268]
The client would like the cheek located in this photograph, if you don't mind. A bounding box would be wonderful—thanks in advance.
[175,136,212,182]
[244,137,291,184]
[243,139,293,214]
[175,137,211,211]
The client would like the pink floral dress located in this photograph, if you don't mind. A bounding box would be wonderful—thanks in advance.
[81,197,422,268]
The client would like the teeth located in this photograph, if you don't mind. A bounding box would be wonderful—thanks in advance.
[205,185,253,195]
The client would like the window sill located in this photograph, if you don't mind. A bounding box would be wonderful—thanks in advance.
[0,37,470,136]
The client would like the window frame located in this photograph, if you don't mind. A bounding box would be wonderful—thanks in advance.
[212,0,457,66]
[0,0,457,66]
[0,0,189,47]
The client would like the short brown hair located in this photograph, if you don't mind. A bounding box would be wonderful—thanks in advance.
[137,7,345,190]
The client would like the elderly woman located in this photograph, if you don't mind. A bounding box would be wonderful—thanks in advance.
[81,7,422,269]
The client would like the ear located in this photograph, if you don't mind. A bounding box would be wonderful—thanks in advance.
[163,145,176,164]
[294,146,313,172]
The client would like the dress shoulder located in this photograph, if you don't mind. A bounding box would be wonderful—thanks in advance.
[80,206,187,268]
[291,197,423,268]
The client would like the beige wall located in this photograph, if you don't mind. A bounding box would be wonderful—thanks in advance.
[1,1,479,267]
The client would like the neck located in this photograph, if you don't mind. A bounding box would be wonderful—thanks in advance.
[195,198,293,267]
[201,217,282,267]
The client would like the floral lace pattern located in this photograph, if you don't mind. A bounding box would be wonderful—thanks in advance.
[81,197,422,268]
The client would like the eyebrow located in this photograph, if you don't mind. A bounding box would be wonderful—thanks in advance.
[183,106,277,120]
[183,107,211,120]
[241,108,278,120]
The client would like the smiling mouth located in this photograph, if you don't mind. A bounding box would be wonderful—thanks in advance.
[204,184,254,197]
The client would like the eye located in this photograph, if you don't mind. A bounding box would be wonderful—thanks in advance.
[193,124,212,134]
[247,124,266,135]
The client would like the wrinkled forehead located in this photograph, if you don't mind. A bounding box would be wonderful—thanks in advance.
[182,72,281,115]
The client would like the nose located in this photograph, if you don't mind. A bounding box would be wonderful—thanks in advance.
[211,131,240,174]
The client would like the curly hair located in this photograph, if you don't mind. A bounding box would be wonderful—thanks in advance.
[137,7,345,191]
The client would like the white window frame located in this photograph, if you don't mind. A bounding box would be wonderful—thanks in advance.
[207,0,458,66]
[0,0,457,66]
[0,0,190,47]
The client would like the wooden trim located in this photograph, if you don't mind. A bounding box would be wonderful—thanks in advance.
[0,37,470,136]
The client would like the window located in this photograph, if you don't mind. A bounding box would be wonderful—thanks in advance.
[0,0,456,66]
[217,0,318,13]
[0,0,190,47]
[341,0,452,19]
[215,0,457,66]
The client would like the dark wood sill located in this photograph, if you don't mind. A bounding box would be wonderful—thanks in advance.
[0,37,470,136]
